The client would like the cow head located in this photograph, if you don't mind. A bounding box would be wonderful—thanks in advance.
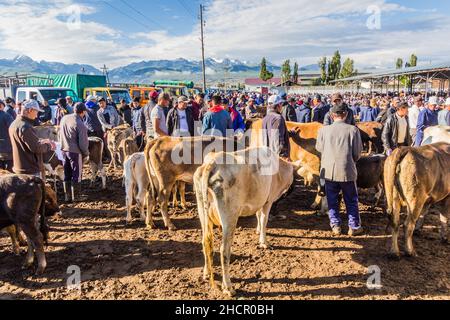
[44,185,62,217]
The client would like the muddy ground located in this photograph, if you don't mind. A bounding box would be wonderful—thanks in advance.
[0,168,449,300]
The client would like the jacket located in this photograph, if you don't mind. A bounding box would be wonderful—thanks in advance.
[39,106,53,123]
[119,105,132,127]
[282,104,298,122]
[229,107,246,133]
[262,109,290,158]
[316,120,362,182]
[166,107,195,137]
[415,108,438,146]
[4,105,16,120]
[59,113,89,156]
[312,103,330,123]
[9,116,51,174]
[202,106,233,137]
[295,104,311,123]
[359,106,379,122]
[438,109,449,126]
[84,103,103,135]
[382,114,412,151]
[376,107,396,124]
[0,110,14,157]
[132,106,144,134]
[97,105,120,132]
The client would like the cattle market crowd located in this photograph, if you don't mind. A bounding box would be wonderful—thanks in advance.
[0,89,449,297]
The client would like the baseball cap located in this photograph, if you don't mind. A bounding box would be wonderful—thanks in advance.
[331,93,343,103]
[86,95,97,101]
[428,96,438,105]
[23,99,43,112]
[150,91,159,99]
[178,96,189,103]
[74,102,87,114]
[268,95,283,106]
[331,103,348,114]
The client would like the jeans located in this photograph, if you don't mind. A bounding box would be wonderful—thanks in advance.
[325,180,361,230]
[63,152,83,183]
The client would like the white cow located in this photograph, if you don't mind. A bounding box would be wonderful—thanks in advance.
[123,152,149,224]
[194,147,294,297]
[422,126,450,145]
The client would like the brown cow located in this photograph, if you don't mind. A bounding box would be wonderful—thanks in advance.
[88,137,107,189]
[356,122,383,154]
[385,143,450,257]
[107,124,134,169]
[0,174,60,274]
[118,136,139,166]
[144,136,241,230]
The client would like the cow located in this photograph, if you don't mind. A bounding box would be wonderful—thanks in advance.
[88,137,107,190]
[107,124,134,169]
[356,122,383,154]
[0,170,61,255]
[194,147,294,297]
[384,143,450,258]
[118,136,139,166]
[144,136,241,231]
[356,155,386,209]
[34,125,59,142]
[123,153,149,224]
[421,126,450,146]
[0,175,60,274]
[250,120,327,213]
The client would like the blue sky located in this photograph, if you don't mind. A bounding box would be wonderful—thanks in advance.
[0,0,449,69]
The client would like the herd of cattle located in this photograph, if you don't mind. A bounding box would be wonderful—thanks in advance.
[0,120,449,297]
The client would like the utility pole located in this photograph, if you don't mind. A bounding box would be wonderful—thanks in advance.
[101,64,110,86]
[200,4,207,93]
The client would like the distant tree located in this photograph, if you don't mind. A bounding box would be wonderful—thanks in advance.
[259,57,274,81]
[293,62,299,84]
[281,59,292,83]
[409,54,418,67]
[328,50,341,81]
[396,58,403,69]
[340,58,357,79]
[318,57,327,84]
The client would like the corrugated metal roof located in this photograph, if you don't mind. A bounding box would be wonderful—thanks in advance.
[332,61,450,82]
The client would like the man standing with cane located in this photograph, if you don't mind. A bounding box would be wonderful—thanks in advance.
[316,96,363,236]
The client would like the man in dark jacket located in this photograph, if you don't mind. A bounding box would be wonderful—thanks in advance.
[59,103,89,202]
[323,94,355,126]
[119,99,132,127]
[282,97,298,122]
[84,96,103,139]
[262,95,290,159]
[39,100,53,123]
[9,100,55,177]
[382,102,411,155]
[167,96,195,137]
[4,97,17,120]
[131,98,145,151]
[312,95,330,123]
[377,97,399,124]
[0,100,14,171]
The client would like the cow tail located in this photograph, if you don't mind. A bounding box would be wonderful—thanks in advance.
[144,139,159,204]
[37,178,49,245]
[200,161,216,288]
[385,148,410,225]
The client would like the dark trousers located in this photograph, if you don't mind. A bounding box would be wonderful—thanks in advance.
[0,159,13,172]
[325,180,361,230]
[63,152,83,183]
[135,134,145,152]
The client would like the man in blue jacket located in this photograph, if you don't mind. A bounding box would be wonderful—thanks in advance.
[312,95,330,123]
[85,95,103,139]
[359,98,380,122]
[131,97,145,151]
[0,100,14,171]
[415,96,439,146]
[202,95,232,137]
[295,100,312,123]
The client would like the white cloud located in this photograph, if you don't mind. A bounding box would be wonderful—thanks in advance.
[0,0,449,70]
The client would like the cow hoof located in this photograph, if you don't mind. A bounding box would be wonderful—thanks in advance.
[258,243,270,250]
[387,252,401,260]
[405,251,417,258]
[168,224,177,231]
[126,219,133,225]
[146,223,157,230]
[222,288,236,297]
[35,267,46,276]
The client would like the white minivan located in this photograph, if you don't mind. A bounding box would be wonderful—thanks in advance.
[15,87,79,121]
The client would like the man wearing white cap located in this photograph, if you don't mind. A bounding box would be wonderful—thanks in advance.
[8,99,55,177]
[438,98,450,126]
[415,96,439,146]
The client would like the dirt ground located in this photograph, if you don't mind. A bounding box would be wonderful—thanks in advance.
[1,167,449,300]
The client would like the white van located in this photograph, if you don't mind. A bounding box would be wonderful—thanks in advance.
[15,87,79,121]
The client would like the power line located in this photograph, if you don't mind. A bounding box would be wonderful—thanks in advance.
[101,0,153,31]
[200,4,206,92]
[119,0,166,30]
[176,0,196,19]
